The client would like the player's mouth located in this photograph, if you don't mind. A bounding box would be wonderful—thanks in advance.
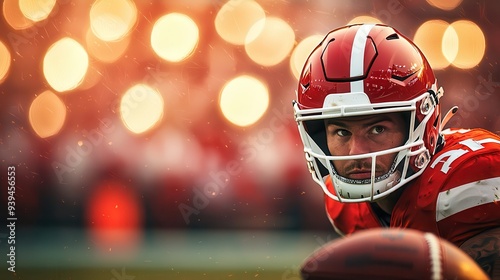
[346,169,381,180]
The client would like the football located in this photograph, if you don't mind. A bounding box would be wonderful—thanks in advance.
[300,228,488,280]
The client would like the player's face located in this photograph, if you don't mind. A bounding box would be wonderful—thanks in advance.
[325,113,407,180]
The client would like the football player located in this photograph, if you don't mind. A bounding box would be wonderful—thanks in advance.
[293,23,500,278]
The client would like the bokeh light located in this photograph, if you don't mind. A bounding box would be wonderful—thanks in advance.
[120,84,164,134]
[245,17,295,67]
[2,0,34,30]
[90,0,137,42]
[442,24,459,64]
[151,13,199,63]
[0,40,11,83]
[78,63,104,90]
[448,20,485,69]
[290,35,324,80]
[19,0,56,22]
[85,28,131,63]
[214,0,266,45]
[348,16,383,25]
[414,20,453,70]
[85,180,143,254]
[28,90,67,138]
[43,37,89,92]
[219,75,269,127]
[415,20,485,70]
[426,0,463,10]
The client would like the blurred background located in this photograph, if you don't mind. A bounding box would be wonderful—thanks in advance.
[1,0,499,279]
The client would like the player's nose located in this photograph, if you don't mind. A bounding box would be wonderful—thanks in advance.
[347,134,371,156]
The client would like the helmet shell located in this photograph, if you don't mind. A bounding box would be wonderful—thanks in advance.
[297,24,440,155]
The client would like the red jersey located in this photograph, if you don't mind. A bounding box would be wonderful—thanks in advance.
[325,128,500,247]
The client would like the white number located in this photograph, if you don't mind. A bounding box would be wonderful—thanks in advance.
[430,138,500,174]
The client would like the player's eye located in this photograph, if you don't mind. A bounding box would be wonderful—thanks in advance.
[371,126,385,135]
[336,129,350,137]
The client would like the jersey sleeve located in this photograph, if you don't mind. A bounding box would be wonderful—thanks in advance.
[433,129,500,246]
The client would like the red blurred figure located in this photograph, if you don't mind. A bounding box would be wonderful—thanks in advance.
[85,180,143,256]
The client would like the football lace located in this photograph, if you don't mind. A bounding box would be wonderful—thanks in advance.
[424,232,443,280]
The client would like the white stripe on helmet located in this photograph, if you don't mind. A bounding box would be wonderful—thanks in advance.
[350,24,376,93]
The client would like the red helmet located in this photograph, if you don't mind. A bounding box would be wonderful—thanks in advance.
[294,24,445,202]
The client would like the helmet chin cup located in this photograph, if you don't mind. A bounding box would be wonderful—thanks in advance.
[386,170,402,188]
[332,168,403,202]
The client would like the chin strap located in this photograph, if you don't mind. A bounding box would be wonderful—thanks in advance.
[434,86,458,131]
[441,105,459,130]
[429,86,456,154]
[435,104,458,154]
